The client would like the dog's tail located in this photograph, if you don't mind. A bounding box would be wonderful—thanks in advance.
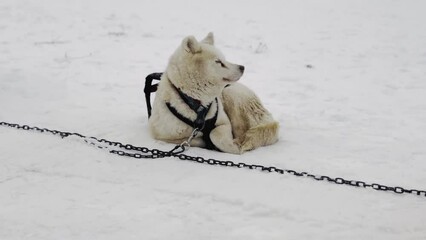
[240,121,279,153]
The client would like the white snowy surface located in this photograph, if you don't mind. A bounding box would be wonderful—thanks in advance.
[1,0,426,239]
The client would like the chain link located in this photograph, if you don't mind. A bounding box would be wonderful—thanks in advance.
[1,121,425,198]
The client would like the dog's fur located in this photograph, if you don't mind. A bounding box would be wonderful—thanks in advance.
[149,33,279,154]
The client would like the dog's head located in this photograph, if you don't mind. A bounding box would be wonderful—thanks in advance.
[167,33,245,89]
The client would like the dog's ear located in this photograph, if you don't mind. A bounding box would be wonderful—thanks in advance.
[182,36,201,54]
[201,32,214,45]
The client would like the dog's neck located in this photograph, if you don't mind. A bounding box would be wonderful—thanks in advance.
[166,74,222,106]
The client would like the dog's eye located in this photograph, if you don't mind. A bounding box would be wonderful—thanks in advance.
[215,59,226,68]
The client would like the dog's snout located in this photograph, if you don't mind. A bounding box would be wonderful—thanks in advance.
[239,65,245,73]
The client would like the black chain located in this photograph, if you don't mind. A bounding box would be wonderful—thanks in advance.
[1,121,425,198]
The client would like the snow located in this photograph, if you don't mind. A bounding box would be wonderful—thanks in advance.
[1,0,426,239]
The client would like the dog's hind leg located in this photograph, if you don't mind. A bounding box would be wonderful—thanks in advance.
[240,121,279,153]
[209,124,241,154]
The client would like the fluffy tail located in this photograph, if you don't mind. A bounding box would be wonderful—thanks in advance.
[240,121,279,153]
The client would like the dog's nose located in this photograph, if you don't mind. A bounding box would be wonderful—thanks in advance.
[239,65,245,73]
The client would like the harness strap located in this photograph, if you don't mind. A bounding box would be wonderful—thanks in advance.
[166,102,196,128]
[200,102,220,151]
[144,72,163,118]
[166,98,219,150]
[167,83,216,129]
[145,73,221,151]
[166,82,221,151]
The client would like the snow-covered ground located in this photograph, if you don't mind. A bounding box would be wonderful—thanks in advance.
[1,0,426,239]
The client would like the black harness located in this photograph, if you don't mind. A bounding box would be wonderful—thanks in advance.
[144,72,163,118]
[144,72,220,151]
[166,85,219,151]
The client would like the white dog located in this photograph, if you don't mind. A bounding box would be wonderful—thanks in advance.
[149,33,279,154]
